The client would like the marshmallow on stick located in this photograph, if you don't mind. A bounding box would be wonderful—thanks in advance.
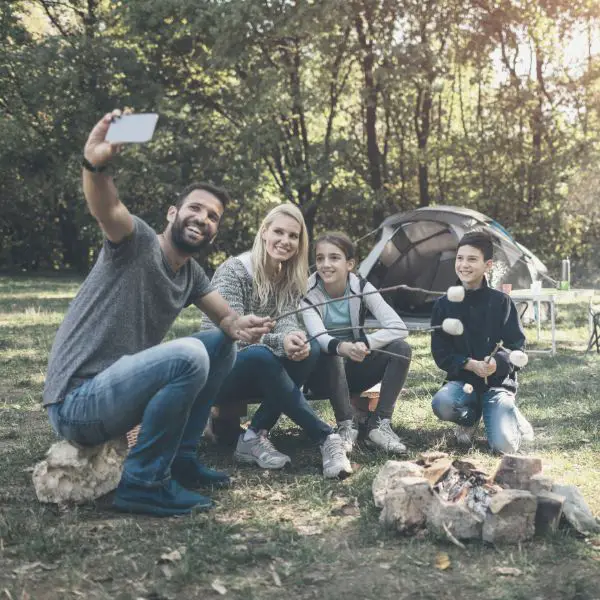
[509,350,529,368]
[441,318,464,336]
[462,383,474,394]
[447,286,465,303]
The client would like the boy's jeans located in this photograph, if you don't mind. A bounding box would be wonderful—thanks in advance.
[216,340,332,443]
[47,330,235,488]
[431,380,521,453]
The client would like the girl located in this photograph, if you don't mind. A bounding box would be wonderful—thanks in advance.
[303,232,412,454]
[204,205,352,478]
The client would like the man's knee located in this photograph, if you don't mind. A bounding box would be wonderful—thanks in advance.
[172,338,210,381]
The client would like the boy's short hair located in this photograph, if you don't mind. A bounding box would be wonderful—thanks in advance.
[457,231,494,261]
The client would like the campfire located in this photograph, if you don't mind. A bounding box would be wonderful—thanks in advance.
[373,452,600,544]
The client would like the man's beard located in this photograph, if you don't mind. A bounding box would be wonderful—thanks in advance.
[170,215,212,254]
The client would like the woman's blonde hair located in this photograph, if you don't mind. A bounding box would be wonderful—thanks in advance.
[251,203,309,314]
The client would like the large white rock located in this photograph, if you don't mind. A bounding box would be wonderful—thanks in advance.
[32,439,127,505]
[372,460,425,508]
[427,494,484,540]
[379,476,434,533]
[482,489,537,544]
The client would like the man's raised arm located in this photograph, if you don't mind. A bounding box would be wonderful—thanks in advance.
[82,110,134,243]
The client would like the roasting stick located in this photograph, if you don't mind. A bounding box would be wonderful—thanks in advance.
[484,340,504,384]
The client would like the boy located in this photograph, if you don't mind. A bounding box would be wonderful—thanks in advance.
[430,231,534,453]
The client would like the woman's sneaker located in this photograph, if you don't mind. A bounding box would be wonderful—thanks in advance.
[234,433,291,469]
[336,420,358,453]
[320,433,352,479]
[367,418,407,454]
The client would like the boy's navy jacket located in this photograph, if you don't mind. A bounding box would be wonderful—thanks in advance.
[430,278,526,393]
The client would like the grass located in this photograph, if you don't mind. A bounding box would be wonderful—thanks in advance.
[0,275,599,600]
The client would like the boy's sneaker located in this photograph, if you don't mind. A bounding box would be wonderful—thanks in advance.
[320,433,353,479]
[514,407,535,442]
[337,420,358,453]
[234,433,291,469]
[113,478,212,516]
[454,424,477,445]
[366,418,407,454]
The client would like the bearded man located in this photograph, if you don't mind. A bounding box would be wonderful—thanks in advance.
[43,110,272,516]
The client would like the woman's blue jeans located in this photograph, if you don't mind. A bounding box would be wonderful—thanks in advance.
[47,330,236,487]
[215,340,332,443]
[431,381,521,453]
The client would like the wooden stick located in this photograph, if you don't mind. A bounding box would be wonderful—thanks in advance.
[484,340,504,384]
[305,325,411,344]
[274,283,444,322]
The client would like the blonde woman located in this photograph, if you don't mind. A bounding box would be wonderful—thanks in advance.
[203,204,352,479]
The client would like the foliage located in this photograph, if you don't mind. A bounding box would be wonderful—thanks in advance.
[2,0,600,281]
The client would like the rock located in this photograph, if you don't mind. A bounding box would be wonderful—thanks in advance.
[372,461,425,508]
[482,489,537,544]
[453,458,489,478]
[417,451,449,465]
[535,491,565,535]
[552,484,600,535]
[427,494,483,539]
[423,458,454,486]
[32,439,127,504]
[379,477,434,533]
[493,455,542,490]
[528,473,553,495]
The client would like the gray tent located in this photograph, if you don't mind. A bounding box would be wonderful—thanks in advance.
[358,206,548,317]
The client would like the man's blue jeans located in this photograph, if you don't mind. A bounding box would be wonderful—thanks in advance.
[216,340,332,443]
[431,381,521,453]
[47,330,236,487]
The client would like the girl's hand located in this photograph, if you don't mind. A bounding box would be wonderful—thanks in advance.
[284,331,310,361]
[338,341,369,362]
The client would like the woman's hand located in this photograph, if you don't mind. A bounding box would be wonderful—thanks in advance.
[284,331,310,361]
[337,341,370,362]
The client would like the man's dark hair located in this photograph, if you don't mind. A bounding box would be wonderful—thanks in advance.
[176,182,231,211]
[457,231,494,261]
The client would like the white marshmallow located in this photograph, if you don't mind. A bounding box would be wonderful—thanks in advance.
[442,318,464,336]
[447,286,465,303]
[509,350,529,368]
[462,383,474,394]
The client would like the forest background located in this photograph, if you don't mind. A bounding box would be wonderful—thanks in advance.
[2,0,600,284]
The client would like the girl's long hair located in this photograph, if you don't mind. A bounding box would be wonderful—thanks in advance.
[251,203,309,314]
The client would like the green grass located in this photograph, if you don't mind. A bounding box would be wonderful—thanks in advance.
[0,275,599,599]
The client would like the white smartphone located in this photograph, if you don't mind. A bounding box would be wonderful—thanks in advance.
[106,113,159,144]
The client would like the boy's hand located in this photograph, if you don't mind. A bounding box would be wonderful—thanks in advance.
[465,358,496,378]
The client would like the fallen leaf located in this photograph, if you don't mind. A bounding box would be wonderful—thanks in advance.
[493,567,523,576]
[13,562,42,575]
[435,552,451,570]
[379,563,392,570]
[158,548,185,563]
[269,564,282,587]
[296,525,323,536]
[159,564,173,579]
[211,579,227,595]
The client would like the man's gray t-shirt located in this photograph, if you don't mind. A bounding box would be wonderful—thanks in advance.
[43,216,214,406]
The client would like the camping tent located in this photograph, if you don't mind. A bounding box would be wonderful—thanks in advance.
[358,206,548,318]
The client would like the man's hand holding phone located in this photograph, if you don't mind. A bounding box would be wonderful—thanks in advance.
[83,110,159,171]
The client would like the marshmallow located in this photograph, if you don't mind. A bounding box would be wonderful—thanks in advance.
[509,350,529,368]
[442,318,464,336]
[447,286,465,303]
[462,383,474,394]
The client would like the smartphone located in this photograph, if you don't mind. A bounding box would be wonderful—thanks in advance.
[106,113,159,144]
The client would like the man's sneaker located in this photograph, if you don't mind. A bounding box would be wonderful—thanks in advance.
[366,418,407,454]
[171,456,231,489]
[514,407,535,442]
[337,420,358,453]
[320,433,352,479]
[234,433,291,469]
[113,478,212,516]
[454,424,477,445]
